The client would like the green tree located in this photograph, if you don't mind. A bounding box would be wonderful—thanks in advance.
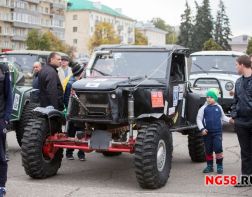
[213,0,232,50]
[26,29,73,56]
[26,29,41,50]
[151,18,177,44]
[134,29,148,45]
[191,0,213,51]
[88,22,120,53]
[246,38,252,55]
[177,1,193,48]
[203,38,223,51]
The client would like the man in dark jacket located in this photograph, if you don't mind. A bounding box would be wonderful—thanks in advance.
[39,52,64,111]
[0,62,12,197]
[231,55,252,186]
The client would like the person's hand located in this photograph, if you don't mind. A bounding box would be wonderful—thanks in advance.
[229,118,235,124]
[201,129,208,136]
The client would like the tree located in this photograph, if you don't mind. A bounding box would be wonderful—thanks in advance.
[191,0,213,52]
[246,38,252,55]
[26,29,41,50]
[151,18,177,44]
[26,29,73,56]
[203,38,223,51]
[88,22,120,53]
[177,1,193,48]
[213,0,232,50]
[134,29,148,45]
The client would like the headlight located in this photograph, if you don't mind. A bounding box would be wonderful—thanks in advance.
[225,81,234,91]
[111,93,116,99]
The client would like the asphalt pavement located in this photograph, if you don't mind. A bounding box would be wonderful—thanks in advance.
[6,124,252,197]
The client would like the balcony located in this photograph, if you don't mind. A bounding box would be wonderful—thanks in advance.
[11,35,27,41]
[51,14,64,20]
[0,32,14,37]
[23,0,40,4]
[50,2,66,10]
[0,13,13,22]
[13,21,41,29]
[0,1,15,8]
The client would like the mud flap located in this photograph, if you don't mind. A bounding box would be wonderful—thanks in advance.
[90,130,112,150]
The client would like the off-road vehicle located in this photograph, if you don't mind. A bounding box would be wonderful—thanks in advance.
[189,51,244,114]
[21,45,205,189]
[0,50,68,146]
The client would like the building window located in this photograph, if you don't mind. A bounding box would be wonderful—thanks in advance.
[73,14,77,20]
[73,27,77,32]
[73,39,77,44]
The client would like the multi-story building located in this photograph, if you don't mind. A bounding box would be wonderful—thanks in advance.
[65,0,135,57]
[135,22,167,46]
[0,0,66,51]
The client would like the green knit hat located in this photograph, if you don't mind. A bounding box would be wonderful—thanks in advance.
[206,88,219,102]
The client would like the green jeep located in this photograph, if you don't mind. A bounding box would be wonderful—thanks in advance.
[0,50,68,146]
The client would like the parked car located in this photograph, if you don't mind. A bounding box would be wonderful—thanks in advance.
[0,50,68,146]
[189,50,245,114]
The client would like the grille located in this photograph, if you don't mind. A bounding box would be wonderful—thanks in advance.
[78,93,111,118]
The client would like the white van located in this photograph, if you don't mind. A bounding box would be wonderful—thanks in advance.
[189,50,245,114]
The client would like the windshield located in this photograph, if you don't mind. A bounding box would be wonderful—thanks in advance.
[190,55,238,74]
[3,54,39,73]
[90,51,169,78]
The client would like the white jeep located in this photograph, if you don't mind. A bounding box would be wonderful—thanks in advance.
[189,51,245,114]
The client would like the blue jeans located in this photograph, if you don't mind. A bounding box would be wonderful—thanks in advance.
[0,120,7,187]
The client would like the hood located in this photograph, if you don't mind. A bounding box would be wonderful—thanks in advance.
[72,77,165,91]
[190,73,240,82]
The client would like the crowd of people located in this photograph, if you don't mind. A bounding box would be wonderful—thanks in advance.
[0,53,252,196]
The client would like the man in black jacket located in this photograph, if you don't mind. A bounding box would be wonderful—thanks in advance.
[0,62,12,197]
[231,55,252,186]
[39,52,64,111]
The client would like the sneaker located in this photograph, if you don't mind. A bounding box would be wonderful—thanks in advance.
[0,187,6,197]
[78,155,86,161]
[203,165,214,173]
[66,154,74,160]
[217,165,223,174]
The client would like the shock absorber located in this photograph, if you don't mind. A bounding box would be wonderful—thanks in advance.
[128,92,134,138]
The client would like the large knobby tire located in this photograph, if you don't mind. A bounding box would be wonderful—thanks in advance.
[16,102,39,147]
[134,121,173,189]
[102,151,122,157]
[188,132,205,162]
[21,118,63,179]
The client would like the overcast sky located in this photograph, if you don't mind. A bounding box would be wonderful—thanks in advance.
[99,0,251,37]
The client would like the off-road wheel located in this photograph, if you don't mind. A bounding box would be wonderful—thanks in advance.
[21,118,63,178]
[188,131,205,162]
[16,102,39,146]
[134,121,173,189]
[102,151,122,157]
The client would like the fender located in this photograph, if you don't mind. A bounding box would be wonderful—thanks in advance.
[34,106,65,120]
[136,113,169,122]
[33,106,65,134]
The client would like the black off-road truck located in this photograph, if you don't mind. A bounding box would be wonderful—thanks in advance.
[21,45,205,189]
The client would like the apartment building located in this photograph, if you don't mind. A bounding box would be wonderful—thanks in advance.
[65,0,135,57]
[0,0,66,51]
[135,22,167,46]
